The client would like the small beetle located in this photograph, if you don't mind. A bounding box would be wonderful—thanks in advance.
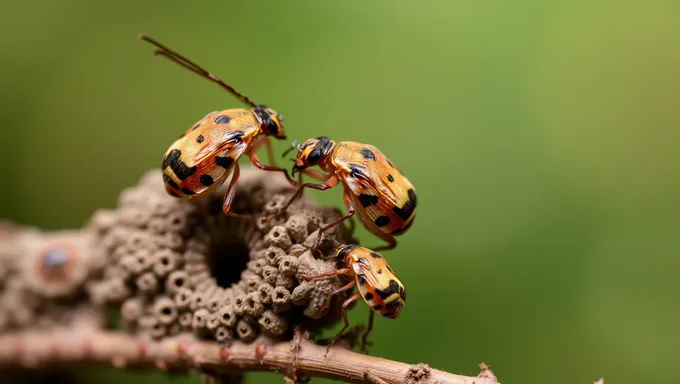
[302,244,406,355]
[277,137,416,251]
[139,35,295,218]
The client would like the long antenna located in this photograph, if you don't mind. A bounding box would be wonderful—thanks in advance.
[138,34,257,108]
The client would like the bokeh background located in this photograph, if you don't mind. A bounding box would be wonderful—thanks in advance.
[1,0,679,383]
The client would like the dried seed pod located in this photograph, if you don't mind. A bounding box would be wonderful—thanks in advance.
[166,270,190,294]
[233,293,246,315]
[217,305,238,327]
[136,272,159,296]
[206,313,221,331]
[153,249,179,277]
[272,287,292,312]
[265,247,285,266]
[257,283,274,305]
[261,265,278,285]
[215,326,233,343]
[191,292,209,311]
[165,211,189,235]
[153,296,178,325]
[242,292,265,317]
[265,226,292,250]
[258,310,288,336]
[242,271,262,293]
[278,256,298,276]
[236,318,257,342]
[193,308,210,330]
[175,288,193,310]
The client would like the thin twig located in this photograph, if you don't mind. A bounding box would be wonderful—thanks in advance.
[0,328,498,384]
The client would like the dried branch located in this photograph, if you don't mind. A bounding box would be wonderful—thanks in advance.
[0,328,499,384]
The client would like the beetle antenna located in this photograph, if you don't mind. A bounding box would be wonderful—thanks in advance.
[139,34,257,108]
[282,140,299,158]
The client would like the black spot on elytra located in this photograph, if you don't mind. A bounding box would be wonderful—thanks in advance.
[386,159,395,168]
[181,188,196,195]
[393,188,417,221]
[358,194,379,208]
[386,174,394,182]
[375,280,400,300]
[377,269,382,274]
[386,265,394,273]
[162,149,197,181]
[358,274,368,286]
[168,190,180,197]
[192,123,201,130]
[214,115,231,124]
[370,252,382,259]
[163,174,179,189]
[360,148,376,160]
[196,135,205,143]
[200,174,214,187]
[375,216,390,227]
[215,156,235,169]
[385,300,401,309]
[349,164,367,180]
[364,292,373,301]
[373,304,383,311]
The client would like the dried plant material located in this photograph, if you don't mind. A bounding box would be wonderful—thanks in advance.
[86,167,355,342]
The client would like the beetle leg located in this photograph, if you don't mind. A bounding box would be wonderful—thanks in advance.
[319,279,356,314]
[221,163,251,220]
[247,137,296,186]
[367,229,397,252]
[271,174,340,219]
[302,168,331,182]
[311,187,355,255]
[325,292,362,357]
[360,311,375,354]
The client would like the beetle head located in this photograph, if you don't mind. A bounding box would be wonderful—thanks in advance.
[253,105,286,139]
[291,136,335,176]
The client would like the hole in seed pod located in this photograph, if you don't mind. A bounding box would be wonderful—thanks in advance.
[276,292,284,299]
[207,236,250,288]
[162,307,172,316]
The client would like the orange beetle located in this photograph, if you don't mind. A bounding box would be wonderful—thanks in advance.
[277,137,416,251]
[303,244,406,355]
[139,35,295,218]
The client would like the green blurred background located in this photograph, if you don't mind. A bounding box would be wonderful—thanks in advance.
[1,0,679,383]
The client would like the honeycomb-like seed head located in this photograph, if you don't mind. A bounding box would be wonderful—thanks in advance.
[88,167,354,344]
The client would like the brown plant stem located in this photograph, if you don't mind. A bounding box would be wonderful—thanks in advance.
[0,328,498,384]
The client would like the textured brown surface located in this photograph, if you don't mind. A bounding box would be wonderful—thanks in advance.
[86,167,356,343]
[0,220,104,332]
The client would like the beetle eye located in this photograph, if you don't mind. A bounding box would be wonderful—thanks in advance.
[307,149,321,164]
[267,119,279,135]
